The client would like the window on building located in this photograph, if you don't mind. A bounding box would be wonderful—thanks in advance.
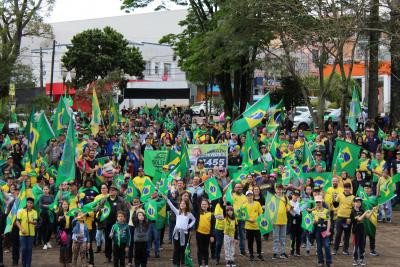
[154,62,160,75]
[145,61,151,75]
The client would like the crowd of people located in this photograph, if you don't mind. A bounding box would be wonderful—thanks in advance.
[0,102,398,267]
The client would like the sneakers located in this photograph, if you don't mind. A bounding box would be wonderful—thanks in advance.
[332,250,337,255]
[272,254,278,260]
[231,262,237,267]
[280,253,288,259]
[386,218,392,223]
[360,259,366,266]
[46,242,52,249]
[42,244,47,250]
[249,254,255,261]
[257,254,264,261]
[294,253,301,257]
[352,260,358,266]
[370,250,379,256]
[343,251,350,256]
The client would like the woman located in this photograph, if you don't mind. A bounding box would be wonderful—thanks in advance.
[94,184,108,253]
[38,185,54,250]
[312,195,332,267]
[163,194,196,267]
[57,201,73,267]
[253,186,265,207]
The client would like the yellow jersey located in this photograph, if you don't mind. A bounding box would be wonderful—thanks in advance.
[232,193,247,221]
[197,212,212,235]
[17,208,38,236]
[243,201,263,230]
[214,203,225,231]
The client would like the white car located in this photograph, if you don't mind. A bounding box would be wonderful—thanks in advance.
[293,111,314,130]
[191,101,216,116]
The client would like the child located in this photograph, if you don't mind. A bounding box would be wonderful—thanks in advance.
[163,194,196,267]
[244,190,263,261]
[110,211,131,267]
[224,206,238,267]
[289,190,302,256]
[351,197,375,266]
[134,210,150,267]
[192,195,215,267]
[71,212,89,267]
[312,195,332,267]
[15,197,37,267]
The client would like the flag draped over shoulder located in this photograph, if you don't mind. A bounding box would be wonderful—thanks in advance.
[231,93,270,135]
[90,88,102,136]
[204,177,222,201]
[56,117,76,187]
[348,88,362,132]
[333,140,361,176]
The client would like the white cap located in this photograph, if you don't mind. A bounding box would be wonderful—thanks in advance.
[245,190,254,196]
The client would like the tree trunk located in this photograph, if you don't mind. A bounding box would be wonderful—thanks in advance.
[217,72,233,117]
[233,69,240,107]
[368,0,380,119]
[390,0,400,128]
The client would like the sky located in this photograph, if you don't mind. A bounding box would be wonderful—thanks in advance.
[47,0,183,23]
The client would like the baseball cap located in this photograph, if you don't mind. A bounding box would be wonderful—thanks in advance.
[354,197,362,202]
[314,195,323,202]
[245,190,254,196]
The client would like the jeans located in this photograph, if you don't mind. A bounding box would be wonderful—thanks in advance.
[272,224,287,255]
[96,229,105,248]
[315,229,332,264]
[128,226,135,263]
[353,230,366,261]
[378,200,392,220]
[214,229,224,261]
[20,236,33,267]
[146,223,160,255]
[237,220,246,254]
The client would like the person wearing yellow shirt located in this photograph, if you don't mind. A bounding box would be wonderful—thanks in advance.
[332,183,354,255]
[333,165,353,194]
[224,206,239,267]
[243,190,264,261]
[132,167,151,194]
[376,170,393,222]
[312,195,332,267]
[272,184,292,259]
[231,183,247,255]
[16,197,38,267]
[192,196,215,267]
[324,177,344,220]
[213,200,226,265]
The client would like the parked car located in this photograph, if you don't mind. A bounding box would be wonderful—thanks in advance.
[294,111,314,130]
[191,101,216,117]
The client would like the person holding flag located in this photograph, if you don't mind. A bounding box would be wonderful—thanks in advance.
[312,195,332,267]
[109,211,130,267]
[231,183,247,256]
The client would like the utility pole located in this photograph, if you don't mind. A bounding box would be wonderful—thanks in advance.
[39,47,44,91]
[49,40,56,101]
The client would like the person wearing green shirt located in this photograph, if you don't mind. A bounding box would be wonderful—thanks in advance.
[312,151,327,172]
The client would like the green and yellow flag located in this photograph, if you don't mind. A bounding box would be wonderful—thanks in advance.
[145,200,158,220]
[301,141,315,173]
[140,179,156,202]
[301,211,314,232]
[100,201,111,222]
[242,131,261,166]
[36,112,55,151]
[348,88,362,132]
[377,178,396,205]
[333,140,361,176]
[267,100,284,132]
[204,177,222,201]
[125,180,139,202]
[109,101,119,127]
[264,192,280,223]
[307,172,332,191]
[90,88,102,136]
[257,213,273,235]
[28,120,40,162]
[184,241,194,267]
[4,182,26,234]
[56,117,76,187]
[231,93,270,135]
[52,96,70,136]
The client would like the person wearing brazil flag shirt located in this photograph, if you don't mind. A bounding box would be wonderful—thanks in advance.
[370,151,389,194]
[15,197,37,267]
[312,195,332,267]
[243,190,264,261]
[231,183,247,256]
[332,183,354,256]
[357,150,372,181]
[272,183,292,260]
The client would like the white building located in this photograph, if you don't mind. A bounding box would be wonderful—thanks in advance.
[24,10,194,107]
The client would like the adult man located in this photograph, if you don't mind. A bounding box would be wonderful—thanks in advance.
[45,138,63,167]
[258,172,276,195]
[332,183,355,255]
[100,185,128,263]
[228,146,242,166]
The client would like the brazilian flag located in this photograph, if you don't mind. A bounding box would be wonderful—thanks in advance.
[145,200,158,220]
[266,100,284,132]
[140,179,156,202]
[307,172,332,192]
[184,241,194,267]
[231,93,270,135]
[257,213,273,235]
[301,141,315,173]
[301,211,314,232]
[100,201,111,222]
[377,179,396,205]
[204,177,222,201]
[333,140,361,176]
[4,183,26,234]
[264,192,280,223]
[28,122,40,162]
[242,131,261,166]
[125,180,138,202]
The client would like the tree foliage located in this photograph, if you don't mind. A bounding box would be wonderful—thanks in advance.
[0,0,54,97]
[61,27,145,87]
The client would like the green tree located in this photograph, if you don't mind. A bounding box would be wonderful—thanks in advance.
[62,27,145,87]
[0,0,54,97]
